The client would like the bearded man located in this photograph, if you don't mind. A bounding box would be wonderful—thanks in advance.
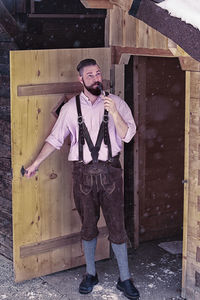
[25,59,140,300]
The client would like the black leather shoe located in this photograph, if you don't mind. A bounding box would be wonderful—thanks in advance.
[79,273,99,294]
[117,278,140,299]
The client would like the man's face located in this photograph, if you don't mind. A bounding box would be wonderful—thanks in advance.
[79,64,103,96]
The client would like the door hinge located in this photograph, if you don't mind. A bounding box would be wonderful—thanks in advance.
[182,179,188,184]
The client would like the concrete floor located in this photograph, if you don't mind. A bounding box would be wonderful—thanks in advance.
[0,239,183,300]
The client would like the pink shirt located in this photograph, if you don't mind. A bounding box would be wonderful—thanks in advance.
[46,92,136,163]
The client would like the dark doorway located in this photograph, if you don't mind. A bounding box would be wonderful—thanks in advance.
[124,56,185,245]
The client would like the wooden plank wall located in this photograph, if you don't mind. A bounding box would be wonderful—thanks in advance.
[107,5,169,50]
[0,27,18,260]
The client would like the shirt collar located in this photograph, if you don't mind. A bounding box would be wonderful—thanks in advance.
[80,91,103,106]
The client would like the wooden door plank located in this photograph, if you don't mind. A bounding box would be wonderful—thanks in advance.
[20,227,108,258]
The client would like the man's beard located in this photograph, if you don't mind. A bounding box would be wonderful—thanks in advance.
[83,80,103,96]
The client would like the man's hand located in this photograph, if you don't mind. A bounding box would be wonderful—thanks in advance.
[24,163,39,178]
[103,96,118,116]
[103,96,128,139]
[23,142,56,179]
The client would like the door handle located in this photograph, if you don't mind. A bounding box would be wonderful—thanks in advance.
[21,166,27,176]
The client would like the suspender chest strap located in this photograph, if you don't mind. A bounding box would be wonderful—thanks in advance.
[76,93,112,163]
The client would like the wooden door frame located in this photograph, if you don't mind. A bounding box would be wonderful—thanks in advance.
[132,56,147,248]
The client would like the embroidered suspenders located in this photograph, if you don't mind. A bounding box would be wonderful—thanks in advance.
[76,93,112,163]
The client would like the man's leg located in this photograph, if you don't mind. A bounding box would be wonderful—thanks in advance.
[100,164,140,299]
[111,242,130,281]
[79,237,99,294]
[73,164,100,294]
[82,237,97,276]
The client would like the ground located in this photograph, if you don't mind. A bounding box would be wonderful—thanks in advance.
[0,239,183,300]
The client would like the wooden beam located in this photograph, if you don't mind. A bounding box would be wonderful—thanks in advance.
[0,0,23,48]
[181,71,190,299]
[17,80,110,97]
[112,46,175,64]
[179,57,200,72]
[80,0,113,9]
[133,56,140,248]
[169,41,190,58]
[28,14,105,19]
[20,227,108,258]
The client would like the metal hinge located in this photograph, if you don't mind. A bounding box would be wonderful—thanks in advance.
[182,180,188,184]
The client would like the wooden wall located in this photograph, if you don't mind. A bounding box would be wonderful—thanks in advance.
[108,6,168,49]
[0,28,18,260]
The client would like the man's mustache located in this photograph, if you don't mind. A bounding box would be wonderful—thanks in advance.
[92,82,103,88]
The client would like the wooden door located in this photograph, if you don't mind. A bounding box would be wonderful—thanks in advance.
[10,48,111,282]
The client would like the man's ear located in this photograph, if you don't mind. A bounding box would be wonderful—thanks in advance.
[78,75,83,85]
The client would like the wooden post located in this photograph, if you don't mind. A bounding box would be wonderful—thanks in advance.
[179,57,200,299]
[133,56,140,248]
[181,71,190,299]
[133,57,147,248]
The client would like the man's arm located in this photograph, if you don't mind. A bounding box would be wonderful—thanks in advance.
[25,142,56,178]
[103,96,128,139]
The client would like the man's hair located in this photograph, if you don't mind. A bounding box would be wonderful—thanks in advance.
[77,58,98,76]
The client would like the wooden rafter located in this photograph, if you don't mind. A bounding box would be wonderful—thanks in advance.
[179,57,200,72]
[111,46,175,65]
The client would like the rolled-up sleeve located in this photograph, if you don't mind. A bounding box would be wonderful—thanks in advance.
[45,104,70,150]
[122,120,136,143]
[118,98,137,143]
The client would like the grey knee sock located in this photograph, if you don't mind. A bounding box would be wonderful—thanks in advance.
[111,242,130,281]
[82,238,97,276]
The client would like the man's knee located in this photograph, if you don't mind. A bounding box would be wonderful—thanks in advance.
[81,227,99,241]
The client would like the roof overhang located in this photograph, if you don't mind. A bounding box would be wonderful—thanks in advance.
[129,0,200,62]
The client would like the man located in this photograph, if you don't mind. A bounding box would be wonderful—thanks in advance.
[25,59,140,300]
